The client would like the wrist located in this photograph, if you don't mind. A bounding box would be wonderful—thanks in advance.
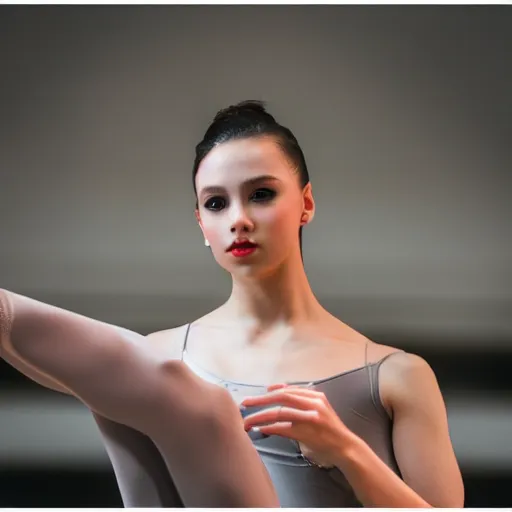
[333,430,366,470]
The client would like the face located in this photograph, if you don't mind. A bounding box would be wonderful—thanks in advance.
[195,136,314,278]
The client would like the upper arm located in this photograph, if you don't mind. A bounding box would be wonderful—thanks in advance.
[379,352,464,508]
[0,289,164,426]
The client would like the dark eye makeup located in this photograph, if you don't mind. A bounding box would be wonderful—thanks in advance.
[203,196,226,211]
[203,188,277,212]
[250,188,276,202]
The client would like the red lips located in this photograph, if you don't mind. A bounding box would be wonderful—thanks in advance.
[227,239,258,258]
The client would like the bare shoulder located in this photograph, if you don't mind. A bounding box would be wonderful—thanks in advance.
[362,338,441,415]
[146,323,190,361]
[379,350,437,389]
[377,348,442,417]
[365,338,432,378]
[365,338,404,362]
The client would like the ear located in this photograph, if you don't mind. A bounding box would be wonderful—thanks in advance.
[195,208,207,239]
[300,182,315,226]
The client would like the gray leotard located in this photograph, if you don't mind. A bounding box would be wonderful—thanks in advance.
[93,324,401,508]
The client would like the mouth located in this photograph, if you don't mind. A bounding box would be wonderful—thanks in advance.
[227,240,259,257]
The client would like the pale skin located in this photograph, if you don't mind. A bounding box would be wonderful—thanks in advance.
[167,135,460,507]
[1,135,464,507]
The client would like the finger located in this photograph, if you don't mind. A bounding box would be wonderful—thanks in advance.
[267,383,313,392]
[267,383,288,391]
[244,406,319,429]
[242,390,322,410]
[241,389,285,406]
[253,421,295,438]
[263,386,326,402]
[269,387,326,400]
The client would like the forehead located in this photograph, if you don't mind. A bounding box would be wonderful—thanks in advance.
[196,136,295,190]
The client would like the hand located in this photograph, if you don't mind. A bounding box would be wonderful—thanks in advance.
[241,384,355,468]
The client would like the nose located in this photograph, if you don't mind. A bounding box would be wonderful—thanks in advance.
[229,203,255,234]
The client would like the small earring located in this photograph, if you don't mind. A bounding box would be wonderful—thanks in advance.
[204,238,210,247]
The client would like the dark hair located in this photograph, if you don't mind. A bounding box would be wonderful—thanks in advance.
[193,100,310,249]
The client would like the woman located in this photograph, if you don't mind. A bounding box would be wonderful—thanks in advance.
[165,100,463,507]
[1,100,463,508]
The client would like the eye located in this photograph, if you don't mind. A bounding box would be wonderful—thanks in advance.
[250,188,276,203]
[204,196,226,211]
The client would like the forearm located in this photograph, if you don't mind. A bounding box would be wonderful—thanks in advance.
[334,434,432,508]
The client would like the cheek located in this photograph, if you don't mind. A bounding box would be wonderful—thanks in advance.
[255,202,300,238]
[202,219,224,247]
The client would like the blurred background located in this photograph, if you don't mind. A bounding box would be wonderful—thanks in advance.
[0,5,510,508]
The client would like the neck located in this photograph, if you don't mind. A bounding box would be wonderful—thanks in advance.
[225,253,324,328]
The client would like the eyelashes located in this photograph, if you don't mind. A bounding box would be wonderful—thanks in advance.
[203,196,226,211]
[251,188,276,202]
[203,188,277,212]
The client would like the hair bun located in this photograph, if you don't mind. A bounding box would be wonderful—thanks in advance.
[213,100,277,124]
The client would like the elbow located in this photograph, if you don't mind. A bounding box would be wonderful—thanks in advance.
[430,489,465,508]
[445,494,465,509]
[432,501,464,509]
[423,499,463,509]
[443,479,465,508]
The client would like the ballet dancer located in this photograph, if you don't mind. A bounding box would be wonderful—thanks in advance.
[165,100,464,507]
[1,100,464,508]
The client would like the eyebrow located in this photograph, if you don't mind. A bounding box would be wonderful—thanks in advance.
[199,175,281,196]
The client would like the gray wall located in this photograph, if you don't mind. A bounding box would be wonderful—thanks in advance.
[1,6,510,343]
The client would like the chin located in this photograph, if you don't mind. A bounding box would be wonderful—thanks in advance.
[216,248,289,280]
[228,262,265,279]
[232,260,288,282]
[219,257,268,279]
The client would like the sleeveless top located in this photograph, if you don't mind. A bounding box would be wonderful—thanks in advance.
[93,325,402,508]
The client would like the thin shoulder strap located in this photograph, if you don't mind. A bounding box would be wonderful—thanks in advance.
[368,350,404,418]
[180,323,192,361]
